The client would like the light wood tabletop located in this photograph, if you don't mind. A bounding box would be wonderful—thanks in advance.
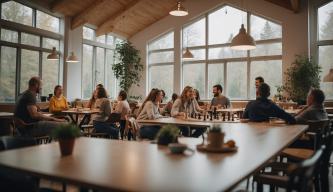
[0,112,13,118]
[0,123,307,192]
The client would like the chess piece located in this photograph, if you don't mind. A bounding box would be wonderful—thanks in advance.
[213,107,217,119]
[203,113,206,121]
[210,111,213,121]
[222,113,226,121]
[194,113,197,119]
[231,112,234,121]
[227,112,231,121]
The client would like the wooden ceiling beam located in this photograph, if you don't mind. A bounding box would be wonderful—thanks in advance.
[96,0,141,36]
[50,0,67,13]
[71,0,107,29]
[264,0,300,13]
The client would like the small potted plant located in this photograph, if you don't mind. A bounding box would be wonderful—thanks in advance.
[156,124,179,145]
[207,124,225,149]
[52,124,81,156]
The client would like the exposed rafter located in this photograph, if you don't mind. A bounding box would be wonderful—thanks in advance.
[71,0,106,29]
[50,0,67,13]
[264,0,300,13]
[96,0,141,36]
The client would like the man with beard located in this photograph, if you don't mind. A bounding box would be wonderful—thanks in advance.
[210,84,231,108]
[14,76,67,137]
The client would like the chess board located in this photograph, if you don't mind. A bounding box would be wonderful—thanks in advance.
[185,117,240,123]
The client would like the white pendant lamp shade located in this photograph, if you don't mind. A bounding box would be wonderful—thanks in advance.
[230,24,256,50]
[66,52,79,63]
[323,69,333,82]
[169,1,188,16]
[47,47,59,60]
[182,47,194,60]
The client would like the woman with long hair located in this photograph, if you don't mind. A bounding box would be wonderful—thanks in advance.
[49,85,69,113]
[114,90,131,140]
[162,93,178,116]
[171,86,205,137]
[137,88,164,139]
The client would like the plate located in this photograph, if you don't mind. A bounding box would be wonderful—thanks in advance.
[196,143,238,153]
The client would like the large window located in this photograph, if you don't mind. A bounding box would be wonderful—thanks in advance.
[317,1,333,99]
[82,26,122,99]
[147,31,174,100]
[181,5,282,99]
[0,1,61,102]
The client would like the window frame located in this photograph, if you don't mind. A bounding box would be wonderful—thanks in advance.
[0,0,62,103]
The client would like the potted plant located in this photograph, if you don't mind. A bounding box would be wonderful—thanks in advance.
[156,124,179,145]
[207,124,225,149]
[284,55,321,105]
[52,124,81,156]
[113,41,143,92]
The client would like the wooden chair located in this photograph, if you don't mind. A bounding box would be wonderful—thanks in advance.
[254,146,325,192]
[13,118,52,144]
[124,117,139,140]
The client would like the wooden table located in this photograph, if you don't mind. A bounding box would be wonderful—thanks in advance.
[325,107,333,114]
[285,108,301,115]
[61,109,99,128]
[0,112,14,135]
[0,123,307,192]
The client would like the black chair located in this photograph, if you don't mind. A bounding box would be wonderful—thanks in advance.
[254,146,325,192]
[0,136,38,192]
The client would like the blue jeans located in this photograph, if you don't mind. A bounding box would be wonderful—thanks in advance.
[139,126,161,140]
[178,126,206,138]
[93,121,119,139]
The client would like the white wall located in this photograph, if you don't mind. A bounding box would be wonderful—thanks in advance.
[129,0,309,99]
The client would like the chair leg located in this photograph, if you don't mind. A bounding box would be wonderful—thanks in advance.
[314,174,321,192]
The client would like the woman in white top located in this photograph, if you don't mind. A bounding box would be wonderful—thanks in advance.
[137,88,163,139]
[92,87,119,139]
[114,90,131,140]
[171,86,205,137]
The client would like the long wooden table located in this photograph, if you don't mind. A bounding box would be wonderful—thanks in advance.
[0,123,307,192]
[61,109,99,128]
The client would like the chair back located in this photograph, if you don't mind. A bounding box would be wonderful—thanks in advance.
[0,136,36,150]
[107,113,121,124]
[13,117,33,136]
[307,119,330,149]
[287,146,325,192]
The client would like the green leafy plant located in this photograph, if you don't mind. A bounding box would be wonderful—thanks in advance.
[274,85,284,100]
[284,55,321,104]
[209,124,222,133]
[52,124,81,140]
[113,41,143,92]
[156,124,179,145]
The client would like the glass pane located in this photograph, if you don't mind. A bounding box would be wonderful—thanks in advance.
[226,62,247,99]
[208,6,246,45]
[42,52,59,96]
[149,51,174,64]
[21,33,40,47]
[95,47,105,85]
[149,65,174,100]
[183,63,205,97]
[319,45,333,99]
[42,37,59,49]
[1,1,32,26]
[20,49,39,92]
[82,44,93,98]
[96,35,106,43]
[318,1,333,41]
[250,42,282,57]
[209,47,247,59]
[183,49,205,60]
[83,26,94,40]
[36,10,60,33]
[0,46,16,103]
[149,32,174,50]
[106,49,116,98]
[250,15,282,40]
[208,64,224,99]
[183,18,205,47]
[250,60,282,99]
[106,35,114,45]
[1,28,18,43]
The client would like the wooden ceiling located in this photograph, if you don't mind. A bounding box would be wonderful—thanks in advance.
[264,0,300,13]
[50,0,178,38]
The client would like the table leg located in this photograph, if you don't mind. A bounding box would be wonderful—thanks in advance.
[67,114,76,124]
[79,114,90,129]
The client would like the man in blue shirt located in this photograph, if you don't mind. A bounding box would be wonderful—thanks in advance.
[243,83,296,124]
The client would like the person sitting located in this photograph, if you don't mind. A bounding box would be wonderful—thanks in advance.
[255,76,265,97]
[194,89,200,101]
[87,84,104,109]
[171,86,205,137]
[92,87,119,139]
[49,85,69,113]
[160,89,166,103]
[211,84,231,109]
[243,83,296,124]
[295,89,328,124]
[137,89,164,140]
[162,93,178,116]
[114,90,131,140]
[14,77,66,137]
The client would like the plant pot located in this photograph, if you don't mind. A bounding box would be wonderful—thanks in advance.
[58,138,75,156]
[157,136,177,145]
[207,132,225,149]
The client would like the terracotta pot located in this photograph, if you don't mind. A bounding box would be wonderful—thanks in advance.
[59,138,75,156]
[207,132,224,149]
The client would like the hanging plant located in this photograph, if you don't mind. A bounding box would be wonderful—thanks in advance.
[284,55,321,105]
[113,41,143,92]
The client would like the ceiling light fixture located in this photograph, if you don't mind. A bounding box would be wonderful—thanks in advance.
[169,1,188,16]
[66,52,79,63]
[47,47,59,60]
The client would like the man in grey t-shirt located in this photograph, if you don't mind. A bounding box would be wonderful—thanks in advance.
[210,84,231,108]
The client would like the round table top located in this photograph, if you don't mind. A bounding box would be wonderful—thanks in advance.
[0,112,14,118]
